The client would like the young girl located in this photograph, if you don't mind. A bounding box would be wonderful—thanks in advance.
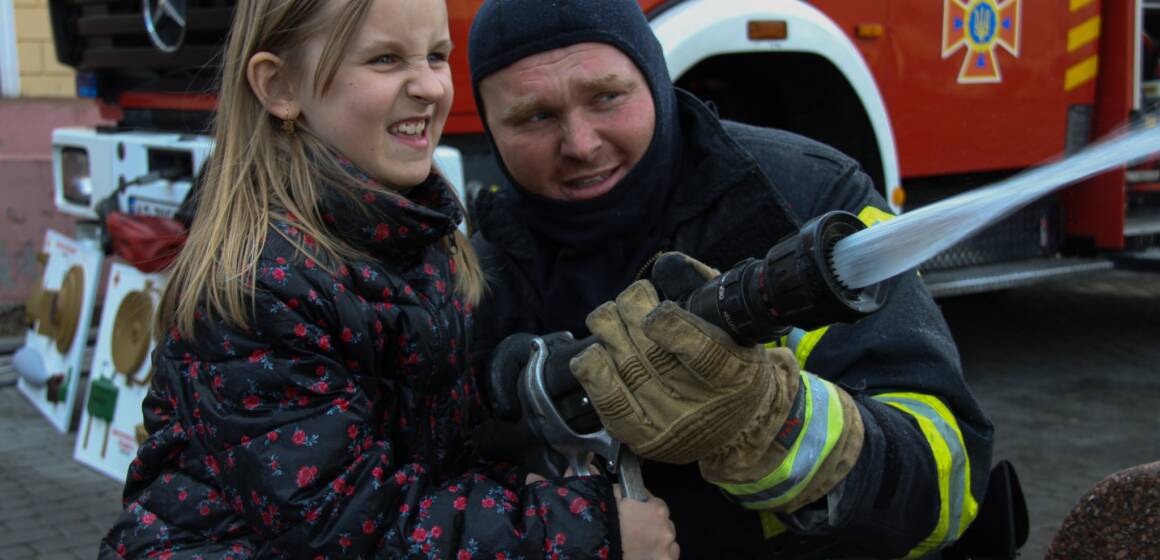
[100,1,672,558]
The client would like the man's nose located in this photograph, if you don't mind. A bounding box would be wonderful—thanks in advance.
[407,66,447,105]
[560,115,601,161]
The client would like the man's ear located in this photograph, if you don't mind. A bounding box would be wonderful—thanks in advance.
[246,51,300,121]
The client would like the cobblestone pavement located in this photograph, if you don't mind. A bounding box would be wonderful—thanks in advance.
[0,362,122,559]
[0,270,1157,559]
[941,269,1160,559]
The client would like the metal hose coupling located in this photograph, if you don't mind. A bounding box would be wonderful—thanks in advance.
[676,211,887,346]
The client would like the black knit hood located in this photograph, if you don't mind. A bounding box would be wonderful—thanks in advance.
[468,0,684,336]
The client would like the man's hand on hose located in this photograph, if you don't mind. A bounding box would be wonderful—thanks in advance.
[570,252,865,512]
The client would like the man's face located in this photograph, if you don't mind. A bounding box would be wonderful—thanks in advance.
[479,43,656,201]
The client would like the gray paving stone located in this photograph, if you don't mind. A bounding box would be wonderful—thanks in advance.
[944,270,1160,559]
[0,379,122,559]
[0,526,66,547]
[1,513,61,534]
[71,545,103,560]
[29,528,107,556]
[0,544,37,559]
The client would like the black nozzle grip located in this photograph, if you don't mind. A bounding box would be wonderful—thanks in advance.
[542,335,604,434]
[542,335,597,398]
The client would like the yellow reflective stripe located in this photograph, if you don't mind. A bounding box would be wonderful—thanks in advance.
[881,399,954,558]
[718,375,845,510]
[716,372,816,496]
[856,205,896,227]
[1068,16,1100,52]
[760,511,788,539]
[874,393,978,558]
[1070,0,1095,12]
[1065,55,1099,91]
[777,327,829,368]
[793,327,828,368]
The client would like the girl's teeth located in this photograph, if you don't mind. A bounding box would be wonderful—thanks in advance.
[392,122,426,136]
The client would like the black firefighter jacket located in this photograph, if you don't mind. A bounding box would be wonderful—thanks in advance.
[471,90,994,559]
[101,177,619,559]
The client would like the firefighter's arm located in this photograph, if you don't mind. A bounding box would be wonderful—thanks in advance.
[570,256,866,515]
[762,166,992,558]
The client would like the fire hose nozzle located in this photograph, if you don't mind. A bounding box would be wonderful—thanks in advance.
[675,210,886,346]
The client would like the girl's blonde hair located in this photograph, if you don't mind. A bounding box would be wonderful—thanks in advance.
[159,0,484,339]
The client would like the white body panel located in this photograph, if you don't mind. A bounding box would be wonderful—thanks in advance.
[434,146,469,235]
[52,128,213,220]
[650,0,902,212]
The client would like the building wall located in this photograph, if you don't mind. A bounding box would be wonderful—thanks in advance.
[14,0,75,98]
[1,1,107,318]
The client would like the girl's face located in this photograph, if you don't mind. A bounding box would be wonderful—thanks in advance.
[297,0,453,189]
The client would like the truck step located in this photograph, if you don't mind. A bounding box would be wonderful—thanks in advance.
[922,257,1113,298]
[1114,248,1160,272]
[1124,210,1160,237]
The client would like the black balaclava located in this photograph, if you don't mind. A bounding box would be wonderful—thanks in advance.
[469,0,683,337]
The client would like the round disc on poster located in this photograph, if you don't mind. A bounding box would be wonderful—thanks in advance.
[52,266,84,355]
[112,291,153,380]
[24,252,49,327]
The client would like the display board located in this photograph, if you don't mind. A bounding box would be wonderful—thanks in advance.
[15,229,103,433]
[73,262,165,481]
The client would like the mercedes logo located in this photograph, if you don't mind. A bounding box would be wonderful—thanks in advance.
[143,0,188,53]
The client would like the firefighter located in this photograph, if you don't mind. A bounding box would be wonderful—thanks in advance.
[466,0,994,557]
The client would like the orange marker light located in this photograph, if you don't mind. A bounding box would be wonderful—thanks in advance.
[855,23,885,39]
[891,186,907,209]
[748,20,788,40]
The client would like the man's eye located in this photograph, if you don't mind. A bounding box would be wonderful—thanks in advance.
[428,52,449,64]
[526,112,551,123]
[597,91,623,103]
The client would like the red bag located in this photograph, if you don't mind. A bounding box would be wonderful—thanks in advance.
[105,211,189,273]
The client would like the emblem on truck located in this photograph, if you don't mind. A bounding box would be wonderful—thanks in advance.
[143,0,188,53]
[941,0,1022,84]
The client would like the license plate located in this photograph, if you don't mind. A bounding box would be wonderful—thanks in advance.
[126,196,179,218]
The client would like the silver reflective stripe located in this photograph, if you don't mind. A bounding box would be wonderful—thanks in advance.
[784,328,807,355]
[877,395,970,544]
[727,374,838,509]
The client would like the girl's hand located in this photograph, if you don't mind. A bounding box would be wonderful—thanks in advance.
[615,484,679,559]
[525,454,599,484]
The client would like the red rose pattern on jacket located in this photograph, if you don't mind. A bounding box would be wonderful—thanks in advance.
[100,175,617,559]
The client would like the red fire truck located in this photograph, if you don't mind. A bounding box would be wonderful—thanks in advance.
[45,0,1160,296]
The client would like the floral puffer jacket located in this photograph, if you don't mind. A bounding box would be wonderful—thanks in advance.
[100,174,618,559]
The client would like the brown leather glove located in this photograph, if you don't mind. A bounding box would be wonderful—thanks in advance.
[571,253,864,512]
[572,278,793,464]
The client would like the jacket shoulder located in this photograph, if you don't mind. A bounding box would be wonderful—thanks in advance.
[721,120,858,172]
[720,121,867,220]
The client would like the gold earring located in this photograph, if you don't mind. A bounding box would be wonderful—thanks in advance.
[282,112,296,136]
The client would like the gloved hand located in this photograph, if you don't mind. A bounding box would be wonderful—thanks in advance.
[472,331,583,475]
[571,252,864,512]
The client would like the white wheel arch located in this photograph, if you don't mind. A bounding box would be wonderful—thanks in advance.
[650,0,902,212]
